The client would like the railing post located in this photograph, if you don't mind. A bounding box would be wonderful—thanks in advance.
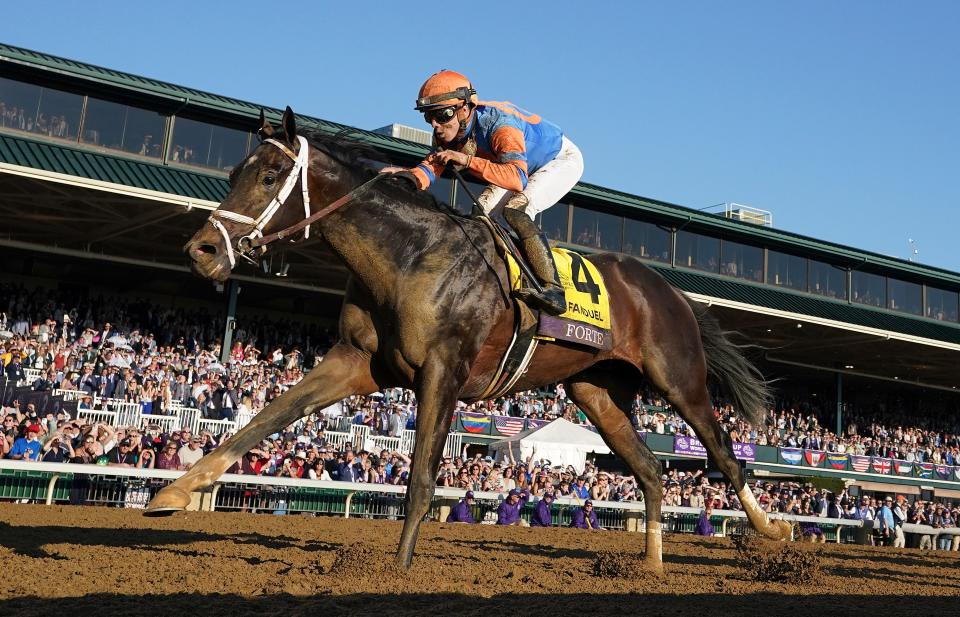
[45,473,60,505]
[344,491,355,518]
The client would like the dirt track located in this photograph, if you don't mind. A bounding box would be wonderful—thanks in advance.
[1,504,958,616]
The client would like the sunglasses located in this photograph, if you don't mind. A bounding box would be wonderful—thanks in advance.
[423,105,460,125]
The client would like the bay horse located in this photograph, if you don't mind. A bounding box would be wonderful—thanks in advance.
[144,107,790,570]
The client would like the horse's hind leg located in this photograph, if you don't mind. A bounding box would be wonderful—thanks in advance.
[644,361,790,541]
[145,344,379,515]
[566,365,666,573]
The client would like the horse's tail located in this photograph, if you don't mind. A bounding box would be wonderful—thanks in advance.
[684,296,770,426]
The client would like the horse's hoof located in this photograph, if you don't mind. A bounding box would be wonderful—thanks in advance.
[143,487,191,516]
[769,519,792,541]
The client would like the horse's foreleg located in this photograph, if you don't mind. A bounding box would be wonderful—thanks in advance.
[567,369,665,573]
[395,361,459,568]
[144,344,378,515]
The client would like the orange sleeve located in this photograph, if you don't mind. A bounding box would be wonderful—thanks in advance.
[467,126,528,192]
[410,152,446,191]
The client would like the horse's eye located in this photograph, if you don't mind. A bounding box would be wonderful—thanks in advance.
[263,174,276,187]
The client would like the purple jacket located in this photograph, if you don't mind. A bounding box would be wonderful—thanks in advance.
[530,499,553,527]
[695,512,714,536]
[496,492,529,525]
[446,499,476,524]
[569,507,600,530]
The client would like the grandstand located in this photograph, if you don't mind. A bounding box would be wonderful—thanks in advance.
[2,41,960,503]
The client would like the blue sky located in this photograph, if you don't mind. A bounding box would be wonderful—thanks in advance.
[4,1,958,271]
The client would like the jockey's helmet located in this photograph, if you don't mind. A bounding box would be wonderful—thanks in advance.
[414,70,478,111]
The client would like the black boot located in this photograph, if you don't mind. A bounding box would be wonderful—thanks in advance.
[503,208,567,316]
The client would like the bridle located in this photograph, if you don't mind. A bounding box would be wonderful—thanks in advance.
[205,135,384,268]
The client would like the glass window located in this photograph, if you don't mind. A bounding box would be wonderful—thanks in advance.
[170,117,251,171]
[808,260,847,300]
[0,78,82,141]
[852,271,886,308]
[887,278,922,315]
[81,97,166,158]
[675,231,719,273]
[926,286,959,322]
[428,176,454,210]
[720,240,763,282]
[571,207,622,251]
[767,250,807,291]
[537,203,569,242]
[623,219,670,263]
[453,179,486,215]
[0,77,41,132]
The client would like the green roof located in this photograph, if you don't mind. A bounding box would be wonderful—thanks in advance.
[0,132,228,202]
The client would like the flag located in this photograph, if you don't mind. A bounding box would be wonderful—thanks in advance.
[493,416,526,437]
[526,419,548,430]
[936,465,952,480]
[804,450,825,466]
[893,460,913,475]
[849,455,870,472]
[826,453,848,470]
[872,457,891,474]
[917,463,933,478]
[460,412,491,434]
[781,448,802,465]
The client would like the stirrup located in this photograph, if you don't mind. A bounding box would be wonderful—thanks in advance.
[515,285,566,316]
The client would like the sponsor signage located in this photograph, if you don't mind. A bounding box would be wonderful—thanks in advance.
[673,435,755,462]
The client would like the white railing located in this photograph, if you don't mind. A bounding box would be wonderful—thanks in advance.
[22,368,41,383]
[2,459,945,546]
[323,431,352,451]
[400,429,416,454]
[177,407,201,433]
[52,389,87,401]
[350,424,370,449]
[77,409,119,426]
[444,433,462,458]
[196,418,237,436]
[368,435,401,453]
[141,413,180,433]
[235,409,254,430]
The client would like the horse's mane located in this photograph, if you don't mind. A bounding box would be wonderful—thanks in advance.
[295,128,465,218]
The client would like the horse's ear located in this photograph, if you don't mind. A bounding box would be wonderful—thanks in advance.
[281,106,297,143]
[258,109,274,140]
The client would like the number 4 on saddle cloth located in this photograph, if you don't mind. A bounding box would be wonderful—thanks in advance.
[473,215,613,401]
[504,247,613,351]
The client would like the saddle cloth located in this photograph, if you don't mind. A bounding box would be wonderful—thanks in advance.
[505,247,612,351]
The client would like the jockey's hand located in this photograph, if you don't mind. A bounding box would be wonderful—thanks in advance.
[380,166,408,174]
[434,150,470,167]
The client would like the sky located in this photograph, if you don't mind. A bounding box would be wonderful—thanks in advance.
[4,1,959,271]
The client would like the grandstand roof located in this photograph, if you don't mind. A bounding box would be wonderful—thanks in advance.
[2,41,958,287]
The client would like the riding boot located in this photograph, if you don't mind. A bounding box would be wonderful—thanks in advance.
[503,206,567,316]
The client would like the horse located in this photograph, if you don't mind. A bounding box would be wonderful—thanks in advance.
[144,107,790,570]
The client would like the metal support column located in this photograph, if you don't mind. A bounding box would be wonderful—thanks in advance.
[835,371,844,436]
[219,280,239,364]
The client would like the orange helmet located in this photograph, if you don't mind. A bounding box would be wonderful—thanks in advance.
[414,70,478,110]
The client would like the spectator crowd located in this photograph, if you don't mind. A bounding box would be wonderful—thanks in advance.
[4,281,960,546]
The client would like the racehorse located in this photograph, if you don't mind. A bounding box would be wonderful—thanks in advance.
[145,107,790,570]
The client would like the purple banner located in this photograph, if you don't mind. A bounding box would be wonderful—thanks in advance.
[673,435,756,462]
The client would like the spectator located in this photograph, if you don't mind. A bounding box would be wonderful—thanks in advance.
[446,491,477,524]
[106,438,137,467]
[7,424,42,461]
[178,437,205,469]
[496,488,529,526]
[570,499,601,530]
[530,492,554,527]
[877,497,896,546]
[695,504,715,536]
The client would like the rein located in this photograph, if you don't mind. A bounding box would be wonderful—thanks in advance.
[206,136,383,267]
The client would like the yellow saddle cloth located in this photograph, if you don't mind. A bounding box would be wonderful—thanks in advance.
[506,247,611,331]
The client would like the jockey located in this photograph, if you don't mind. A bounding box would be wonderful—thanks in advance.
[383,70,584,315]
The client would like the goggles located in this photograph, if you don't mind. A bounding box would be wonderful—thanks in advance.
[423,105,460,125]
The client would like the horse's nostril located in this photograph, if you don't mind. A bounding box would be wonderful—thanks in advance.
[195,244,217,257]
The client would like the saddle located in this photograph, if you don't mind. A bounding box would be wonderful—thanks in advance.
[475,215,612,400]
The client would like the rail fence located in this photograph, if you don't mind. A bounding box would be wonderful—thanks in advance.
[2,460,955,546]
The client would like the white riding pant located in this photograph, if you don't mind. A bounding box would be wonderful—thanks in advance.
[476,136,584,218]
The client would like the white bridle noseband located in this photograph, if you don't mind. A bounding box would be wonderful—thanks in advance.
[207,135,311,268]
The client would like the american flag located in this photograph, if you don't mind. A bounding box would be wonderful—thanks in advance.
[494,416,526,436]
[850,455,870,472]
